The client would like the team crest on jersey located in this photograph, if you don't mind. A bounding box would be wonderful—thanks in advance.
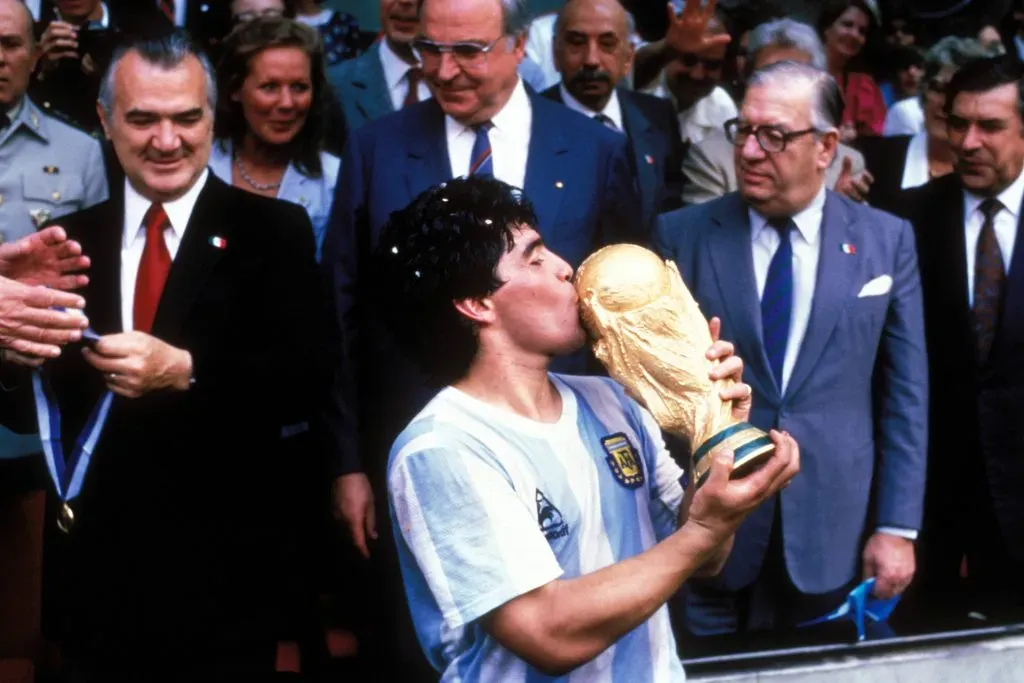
[602,433,645,489]
[536,489,569,541]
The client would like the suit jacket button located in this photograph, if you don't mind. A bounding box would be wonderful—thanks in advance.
[52,191,61,201]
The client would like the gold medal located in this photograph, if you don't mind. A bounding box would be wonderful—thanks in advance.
[57,502,75,534]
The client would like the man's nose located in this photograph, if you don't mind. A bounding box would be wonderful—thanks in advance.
[152,120,180,151]
[435,52,460,83]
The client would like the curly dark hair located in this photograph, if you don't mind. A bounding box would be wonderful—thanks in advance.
[214,16,327,177]
[371,177,540,387]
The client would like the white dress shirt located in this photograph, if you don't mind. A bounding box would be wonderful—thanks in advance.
[120,170,208,332]
[883,97,925,137]
[524,13,562,92]
[446,78,532,189]
[676,87,737,146]
[963,166,1024,307]
[558,84,625,133]
[749,185,826,395]
[379,38,431,112]
[900,131,930,190]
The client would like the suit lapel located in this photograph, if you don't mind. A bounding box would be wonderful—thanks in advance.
[785,193,859,399]
[707,196,776,398]
[350,43,395,123]
[619,91,658,225]
[524,95,570,230]
[83,202,125,336]
[404,103,453,198]
[991,193,1024,364]
[150,176,230,340]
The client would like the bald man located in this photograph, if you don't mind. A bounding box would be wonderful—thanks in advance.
[544,0,685,229]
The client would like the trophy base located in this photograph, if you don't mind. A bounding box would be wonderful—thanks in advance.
[692,422,775,489]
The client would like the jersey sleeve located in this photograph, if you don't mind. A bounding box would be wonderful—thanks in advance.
[389,438,565,629]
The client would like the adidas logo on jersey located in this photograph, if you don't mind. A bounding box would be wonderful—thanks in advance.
[536,489,569,541]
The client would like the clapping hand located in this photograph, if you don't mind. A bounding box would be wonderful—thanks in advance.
[0,226,90,290]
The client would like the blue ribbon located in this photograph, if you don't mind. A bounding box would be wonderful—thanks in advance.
[31,326,113,506]
[797,578,901,641]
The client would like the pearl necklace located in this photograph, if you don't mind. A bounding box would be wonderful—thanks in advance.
[234,154,281,192]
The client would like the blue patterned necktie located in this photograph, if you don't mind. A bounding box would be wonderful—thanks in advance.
[973,197,1005,366]
[469,122,493,177]
[761,217,795,391]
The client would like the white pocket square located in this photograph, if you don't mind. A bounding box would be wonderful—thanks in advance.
[857,275,892,298]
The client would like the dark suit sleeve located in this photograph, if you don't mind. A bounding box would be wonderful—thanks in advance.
[660,99,686,214]
[653,211,677,262]
[0,364,37,434]
[874,218,929,532]
[319,133,365,476]
[599,136,645,246]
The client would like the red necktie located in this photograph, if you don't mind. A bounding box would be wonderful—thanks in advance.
[403,67,423,108]
[134,203,172,334]
[158,0,175,22]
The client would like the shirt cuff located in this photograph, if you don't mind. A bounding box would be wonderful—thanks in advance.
[876,526,918,541]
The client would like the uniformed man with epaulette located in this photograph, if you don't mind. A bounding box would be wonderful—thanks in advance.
[0,0,108,245]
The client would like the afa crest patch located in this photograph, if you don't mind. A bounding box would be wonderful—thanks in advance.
[602,433,645,489]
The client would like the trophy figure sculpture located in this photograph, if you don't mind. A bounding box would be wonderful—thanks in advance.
[575,244,774,487]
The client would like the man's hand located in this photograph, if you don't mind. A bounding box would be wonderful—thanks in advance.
[685,430,800,549]
[862,532,915,599]
[0,277,87,359]
[706,317,752,424]
[332,473,377,559]
[833,157,875,203]
[0,226,90,290]
[82,331,192,398]
[664,0,730,57]
[38,21,80,73]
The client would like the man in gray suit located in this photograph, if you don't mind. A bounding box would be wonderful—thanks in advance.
[682,19,872,206]
[656,61,928,633]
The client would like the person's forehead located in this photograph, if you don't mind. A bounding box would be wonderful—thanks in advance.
[0,2,31,40]
[754,45,812,70]
[561,0,628,36]
[232,0,284,12]
[249,46,312,75]
[839,6,869,26]
[114,53,208,109]
[422,0,503,39]
[951,83,1020,119]
[742,83,813,126]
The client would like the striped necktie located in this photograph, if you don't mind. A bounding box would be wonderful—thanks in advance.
[761,217,795,391]
[973,197,1005,366]
[469,122,493,177]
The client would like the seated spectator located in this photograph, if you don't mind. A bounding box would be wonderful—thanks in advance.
[293,0,361,66]
[210,16,339,259]
[682,18,870,205]
[862,36,999,213]
[879,45,924,110]
[818,0,886,141]
[231,0,289,24]
[882,10,917,48]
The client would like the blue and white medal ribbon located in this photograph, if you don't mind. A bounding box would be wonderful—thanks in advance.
[797,578,901,641]
[31,345,114,533]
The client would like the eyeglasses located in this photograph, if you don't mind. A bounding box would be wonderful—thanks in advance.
[676,52,725,72]
[724,118,819,153]
[412,36,507,66]
[233,8,284,23]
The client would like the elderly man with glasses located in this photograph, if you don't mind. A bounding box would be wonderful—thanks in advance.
[656,60,927,635]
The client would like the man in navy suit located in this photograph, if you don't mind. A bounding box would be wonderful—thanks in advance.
[656,61,928,633]
[903,56,1024,617]
[542,0,685,232]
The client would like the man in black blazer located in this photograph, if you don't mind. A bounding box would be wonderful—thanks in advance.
[2,31,328,679]
[903,56,1024,618]
[542,0,685,231]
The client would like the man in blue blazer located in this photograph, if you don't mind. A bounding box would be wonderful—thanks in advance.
[542,0,685,232]
[656,61,928,633]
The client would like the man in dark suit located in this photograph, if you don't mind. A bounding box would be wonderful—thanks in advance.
[1,31,328,679]
[656,61,928,634]
[542,0,685,232]
[904,56,1024,618]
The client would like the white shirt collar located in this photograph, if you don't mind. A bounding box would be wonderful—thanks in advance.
[379,38,420,92]
[445,77,531,140]
[558,83,624,131]
[124,169,209,249]
[964,164,1024,221]
[749,184,827,245]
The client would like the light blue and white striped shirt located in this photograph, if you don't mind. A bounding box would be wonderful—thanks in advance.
[388,374,688,682]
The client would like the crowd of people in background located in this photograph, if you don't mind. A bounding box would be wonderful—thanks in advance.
[1,0,1024,680]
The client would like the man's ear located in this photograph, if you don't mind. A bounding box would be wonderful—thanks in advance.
[96,102,112,140]
[453,295,495,326]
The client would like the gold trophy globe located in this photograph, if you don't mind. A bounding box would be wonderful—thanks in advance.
[575,244,774,487]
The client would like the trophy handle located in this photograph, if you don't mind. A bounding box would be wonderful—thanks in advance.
[691,422,775,488]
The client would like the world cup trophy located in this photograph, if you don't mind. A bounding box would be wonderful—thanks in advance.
[575,244,774,487]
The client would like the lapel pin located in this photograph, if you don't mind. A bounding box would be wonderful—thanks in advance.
[645,154,655,165]
[209,236,227,249]
[43,165,59,175]
[555,181,564,189]
[30,208,52,228]
[841,242,857,255]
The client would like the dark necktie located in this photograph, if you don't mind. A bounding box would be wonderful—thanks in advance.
[403,67,423,108]
[134,203,172,334]
[761,217,795,391]
[469,122,493,177]
[592,112,617,131]
[973,197,1006,366]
